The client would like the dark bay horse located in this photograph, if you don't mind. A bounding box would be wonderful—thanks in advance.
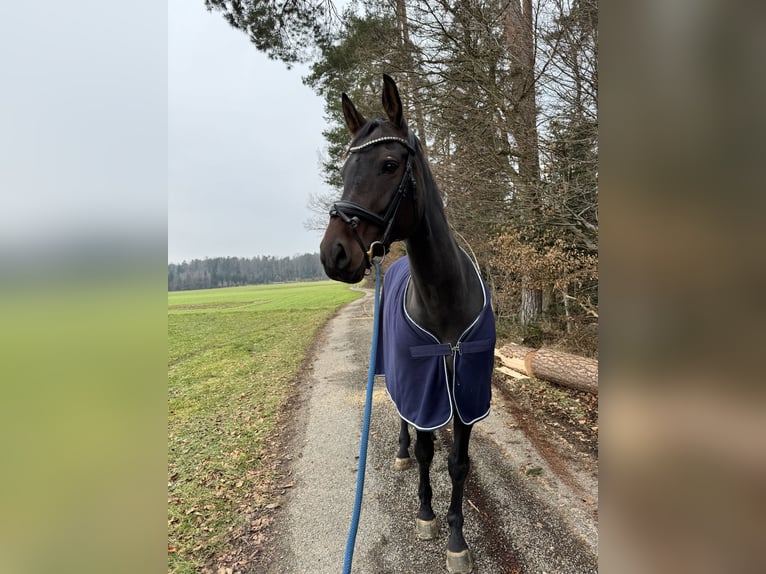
[320,74,496,573]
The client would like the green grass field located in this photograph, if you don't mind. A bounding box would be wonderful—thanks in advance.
[168,281,363,573]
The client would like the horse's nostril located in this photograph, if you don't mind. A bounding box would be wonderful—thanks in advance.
[333,242,348,269]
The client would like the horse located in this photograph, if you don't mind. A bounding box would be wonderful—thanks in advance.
[320,74,496,574]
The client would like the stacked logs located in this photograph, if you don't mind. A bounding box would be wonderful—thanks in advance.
[495,343,598,395]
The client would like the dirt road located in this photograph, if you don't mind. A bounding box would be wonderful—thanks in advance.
[264,291,598,573]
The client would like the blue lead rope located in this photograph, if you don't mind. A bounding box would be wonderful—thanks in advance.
[342,260,382,574]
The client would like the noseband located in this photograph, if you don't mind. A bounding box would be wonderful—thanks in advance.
[329,134,417,268]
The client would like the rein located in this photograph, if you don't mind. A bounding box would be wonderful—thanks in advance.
[329,135,417,268]
[342,256,383,574]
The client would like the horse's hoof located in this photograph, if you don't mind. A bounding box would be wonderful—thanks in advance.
[393,456,412,470]
[446,549,473,573]
[415,517,439,540]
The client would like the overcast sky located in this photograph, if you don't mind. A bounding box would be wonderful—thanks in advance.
[168,0,334,264]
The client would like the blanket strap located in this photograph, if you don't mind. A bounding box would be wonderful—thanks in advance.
[409,338,494,358]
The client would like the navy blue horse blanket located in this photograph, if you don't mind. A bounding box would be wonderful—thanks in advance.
[374,256,496,431]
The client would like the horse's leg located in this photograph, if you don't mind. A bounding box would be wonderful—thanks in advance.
[445,417,474,573]
[394,418,412,470]
[414,430,439,539]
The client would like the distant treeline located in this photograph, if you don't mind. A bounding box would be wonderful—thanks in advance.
[168,253,327,291]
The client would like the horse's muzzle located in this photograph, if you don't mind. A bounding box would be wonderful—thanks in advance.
[320,223,367,284]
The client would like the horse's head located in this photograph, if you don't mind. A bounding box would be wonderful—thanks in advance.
[320,74,423,283]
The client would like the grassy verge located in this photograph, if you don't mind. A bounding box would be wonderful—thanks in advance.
[168,281,362,573]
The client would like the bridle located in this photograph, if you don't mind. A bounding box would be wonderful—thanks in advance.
[329,133,418,268]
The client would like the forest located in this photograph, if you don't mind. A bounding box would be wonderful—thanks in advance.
[168,253,327,290]
[205,0,598,353]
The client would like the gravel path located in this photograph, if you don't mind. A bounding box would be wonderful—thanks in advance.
[267,291,598,573]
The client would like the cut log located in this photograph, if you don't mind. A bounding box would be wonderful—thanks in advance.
[497,343,536,362]
[495,344,598,395]
[528,349,598,395]
[494,352,527,374]
[496,365,530,380]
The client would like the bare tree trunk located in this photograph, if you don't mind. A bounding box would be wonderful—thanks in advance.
[542,284,555,317]
[395,0,428,154]
[562,285,573,334]
[505,0,540,184]
[520,275,542,325]
[505,0,544,324]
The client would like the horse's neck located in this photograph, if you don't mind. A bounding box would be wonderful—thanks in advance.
[404,189,483,343]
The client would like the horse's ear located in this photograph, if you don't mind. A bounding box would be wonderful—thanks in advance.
[341,93,366,135]
[382,74,403,128]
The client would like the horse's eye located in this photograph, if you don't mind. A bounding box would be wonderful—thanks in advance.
[382,160,399,174]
